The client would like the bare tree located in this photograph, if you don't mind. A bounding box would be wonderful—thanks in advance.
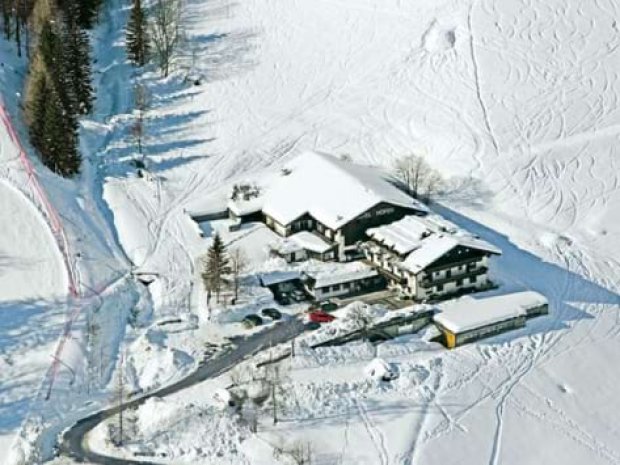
[274,441,313,465]
[110,353,129,447]
[421,169,444,203]
[230,247,248,302]
[392,154,443,202]
[289,441,313,465]
[348,304,374,342]
[149,0,183,77]
[131,83,150,163]
[264,358,289,425]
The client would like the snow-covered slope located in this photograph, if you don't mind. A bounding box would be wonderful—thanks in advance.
[1,0,619,463]
[90,0,620,463]
[0,24,141,463]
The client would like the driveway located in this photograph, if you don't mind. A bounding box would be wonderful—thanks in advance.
[60,318,305,464]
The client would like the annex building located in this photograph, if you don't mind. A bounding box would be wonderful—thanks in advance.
[363,214,501,301]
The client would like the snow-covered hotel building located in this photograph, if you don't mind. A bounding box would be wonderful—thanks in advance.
[230,151,429,261]
[226,151,502,301]
[362,215,501,301]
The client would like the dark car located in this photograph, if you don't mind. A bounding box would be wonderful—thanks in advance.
[305,321,321,331]
[242,314,263,329]
[261,308,282,320]
[320,301,338,312]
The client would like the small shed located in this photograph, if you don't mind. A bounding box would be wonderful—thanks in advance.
[433,291,548,348]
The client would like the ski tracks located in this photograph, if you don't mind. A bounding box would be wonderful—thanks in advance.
[355,398,390,465]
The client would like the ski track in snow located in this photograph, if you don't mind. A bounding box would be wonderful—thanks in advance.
[355,399,390,465]
[34,0,620,463]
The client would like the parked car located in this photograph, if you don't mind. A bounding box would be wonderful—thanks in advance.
[320,301,338,312]
[308,310,336,323]
[242,314,263,329]
[305,321,321,331]
[261,308,282,320]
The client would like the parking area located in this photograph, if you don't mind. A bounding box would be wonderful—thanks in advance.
[265,278,311,305]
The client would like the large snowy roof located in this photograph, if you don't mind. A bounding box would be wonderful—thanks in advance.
[367,214,501,273]
[307,262,378,289]
[261,151,428,229]
[433,291,547,333]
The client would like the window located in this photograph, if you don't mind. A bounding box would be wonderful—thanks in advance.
[468,276,476,284]
[332,284,341,292]
[343,282,350,289]
[456,278,463,286]
[446,269,451,278]
[435,284,444,292]
[375,207,394,216]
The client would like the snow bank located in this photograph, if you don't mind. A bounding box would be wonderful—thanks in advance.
[127,329,194,392]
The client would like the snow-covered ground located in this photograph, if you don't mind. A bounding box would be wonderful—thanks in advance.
[1,0,620,463]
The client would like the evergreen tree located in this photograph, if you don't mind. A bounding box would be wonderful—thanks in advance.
[39,20,77,115]
[63,10,94,114]
[27,70,49,152]
[42,86,81,176]
[126,0,149,66]
[58,0,100,29]
[33,20,81,176]
[202,233,231,303]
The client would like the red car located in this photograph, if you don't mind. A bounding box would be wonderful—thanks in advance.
[308,310,336,323]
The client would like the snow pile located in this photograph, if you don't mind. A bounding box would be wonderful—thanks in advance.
[126,329,194,392]
[422,21,457,52]
[136,397,182,437]
[132,397,248,463]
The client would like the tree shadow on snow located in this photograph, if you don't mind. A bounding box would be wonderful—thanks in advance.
[0,299,72,433]
[431,204,620,344]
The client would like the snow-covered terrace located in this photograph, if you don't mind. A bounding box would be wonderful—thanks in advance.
[307,262,378,289]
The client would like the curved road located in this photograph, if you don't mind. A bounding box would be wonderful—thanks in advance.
[60,318,305,464]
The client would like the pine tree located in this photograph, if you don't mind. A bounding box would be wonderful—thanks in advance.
[39,20,77,115]
[202,233,231,303]
[63,10,94,114]
[42,86,81,176]
[126,0,149,66]
[58,0,100,29]
[27,70,49,152]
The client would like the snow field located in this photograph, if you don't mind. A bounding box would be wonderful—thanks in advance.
[87,0,620,461]
[0,0,615,462]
